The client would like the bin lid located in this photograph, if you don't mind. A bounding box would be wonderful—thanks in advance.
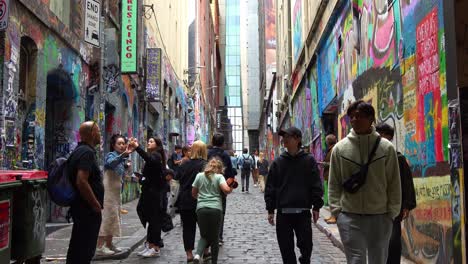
[0,172,21,184]
[1,170,48,180]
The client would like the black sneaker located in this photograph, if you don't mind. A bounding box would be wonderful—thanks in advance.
[241,188,244,193]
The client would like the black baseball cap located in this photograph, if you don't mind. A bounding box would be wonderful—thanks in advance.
[279,126,302,138]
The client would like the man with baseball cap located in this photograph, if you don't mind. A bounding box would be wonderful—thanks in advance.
[264,126,324,264]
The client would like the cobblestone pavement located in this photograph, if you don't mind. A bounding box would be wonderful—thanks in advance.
[97,176,346,264]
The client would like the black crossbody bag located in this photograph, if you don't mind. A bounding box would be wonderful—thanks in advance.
[343,136,381,193]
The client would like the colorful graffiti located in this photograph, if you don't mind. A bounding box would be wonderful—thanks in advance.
[291,82,312,144]
[292,0,303,64]
[311,0,455,262]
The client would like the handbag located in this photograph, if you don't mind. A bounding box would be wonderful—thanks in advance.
[343,136,381,193]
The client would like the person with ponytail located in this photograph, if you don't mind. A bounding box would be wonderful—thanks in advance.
[191,158,233,263]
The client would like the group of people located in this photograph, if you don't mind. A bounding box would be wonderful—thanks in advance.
[65,99,416,264]
[65,123,238,264]
[264,100,416,264]
[230,148,269,193]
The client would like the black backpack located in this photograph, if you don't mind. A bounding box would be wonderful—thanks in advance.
[242,155,253,171]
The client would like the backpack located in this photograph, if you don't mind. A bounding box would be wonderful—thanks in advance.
[47,146,85,206]
[241,155,253,171]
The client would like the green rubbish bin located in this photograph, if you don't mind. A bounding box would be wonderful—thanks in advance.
[0,172,21,264]
[11,170,48,263]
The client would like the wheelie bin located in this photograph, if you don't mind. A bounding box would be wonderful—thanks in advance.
[0,172,21,263]
[10,170,48,263]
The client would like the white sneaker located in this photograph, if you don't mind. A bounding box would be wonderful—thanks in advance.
[193,254,201,264]
[141,248,160,258]
[109,244,123,253]
[254,184,258,187]
[96,246,115,256]
[137,243,149,256]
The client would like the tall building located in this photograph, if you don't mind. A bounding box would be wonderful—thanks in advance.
[224,0,243,154]
[240,0,264,152]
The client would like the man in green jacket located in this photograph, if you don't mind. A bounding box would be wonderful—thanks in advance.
[328,100,401,263]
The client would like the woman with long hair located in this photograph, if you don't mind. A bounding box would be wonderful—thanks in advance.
[191,158,233,264]
[96,134,131,255]
[128,136,166,258]
[176,141,207,262]
[257,152,269,193]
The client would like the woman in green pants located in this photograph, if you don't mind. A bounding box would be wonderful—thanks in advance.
[191,158,233,263]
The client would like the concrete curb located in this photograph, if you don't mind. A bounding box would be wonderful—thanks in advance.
[92,215,182,261]
[314,221,344,252]
[92,228,148,261]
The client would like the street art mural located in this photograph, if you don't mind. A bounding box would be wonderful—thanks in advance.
[0,2,143,222]
[311,0,458,262]
[291,0,303,64]
[291,82,312,145]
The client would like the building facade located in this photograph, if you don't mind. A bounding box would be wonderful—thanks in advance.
[272,0,467,263]
[0,0,218,223]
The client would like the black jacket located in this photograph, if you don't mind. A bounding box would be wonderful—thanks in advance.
[208,147,236,179]
[135,146,164,228]
[398,152,417,213]
[175,158,207,210]
[264,150,323,213]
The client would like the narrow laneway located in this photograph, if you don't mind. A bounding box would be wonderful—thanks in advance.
[113,177,346,264]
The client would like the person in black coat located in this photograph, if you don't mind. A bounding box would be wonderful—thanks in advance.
[175,140,208,262]
[128,136,166,258]
[376,123,417,264]
[207,132,236,246]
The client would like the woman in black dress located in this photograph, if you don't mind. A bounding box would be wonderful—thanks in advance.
[129,136,166,258]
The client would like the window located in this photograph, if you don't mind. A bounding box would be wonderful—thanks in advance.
[50,0,70,26]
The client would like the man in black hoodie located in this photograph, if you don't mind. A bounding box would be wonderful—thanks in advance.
[207,132,236,246]
[376,123,417,264]
[265,126,323,264]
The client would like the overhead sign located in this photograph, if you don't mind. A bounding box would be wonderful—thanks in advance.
[121,0,138,73]
[85,0,101,47]
[84,0,100,46]
[0,0,10,30]
[146,48,162,101]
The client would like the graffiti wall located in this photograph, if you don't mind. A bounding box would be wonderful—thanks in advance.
[291,0,303,64]
[312,0,457,262]
[291,81,312,145]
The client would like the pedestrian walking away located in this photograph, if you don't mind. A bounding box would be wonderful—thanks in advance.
[328,100,401,264]
[257,152,269,193]
[238,148,254,193]
[129,136,166,258]
[207,132,236,247]
[66,121,104,264]
[96,134,132,256]
[264,126,324,264]
[175,140,208,262]
[191,158,234,264]
[376,123,417,264]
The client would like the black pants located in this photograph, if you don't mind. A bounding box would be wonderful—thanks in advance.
[66,202,102,264]
[241,170,250,191]
[276,211,312,264]
[180,209,197,251]
[144,191,163,246]
[387,218,402,264]
[219,193,227,241]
